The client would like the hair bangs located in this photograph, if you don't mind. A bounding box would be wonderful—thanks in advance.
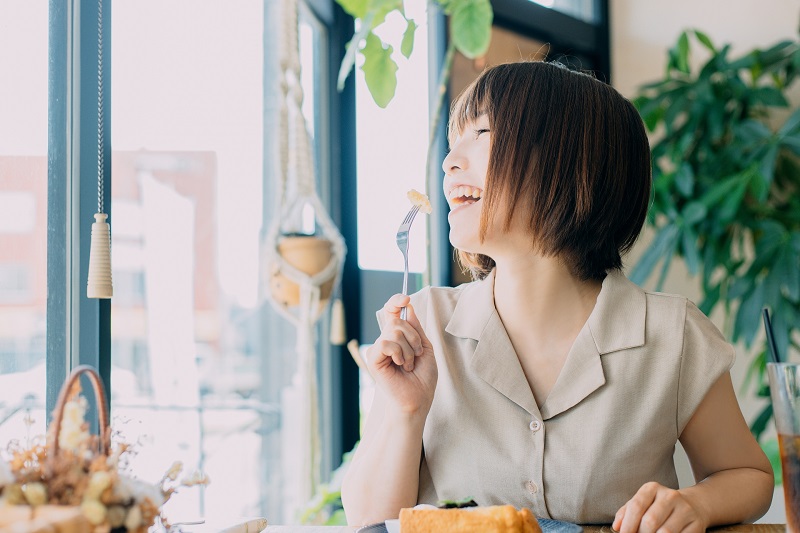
[448,76,492,146]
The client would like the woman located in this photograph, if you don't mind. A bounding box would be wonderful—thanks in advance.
[341,61,773,532]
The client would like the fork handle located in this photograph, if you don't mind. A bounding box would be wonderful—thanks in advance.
[400,258,409,320]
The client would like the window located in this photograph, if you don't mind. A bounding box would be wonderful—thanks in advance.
[0,0,346,526]
[0,0,48,449]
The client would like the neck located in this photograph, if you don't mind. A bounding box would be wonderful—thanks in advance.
[492,256,602,343]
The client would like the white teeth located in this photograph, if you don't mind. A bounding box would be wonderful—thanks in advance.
[449,186,483,201]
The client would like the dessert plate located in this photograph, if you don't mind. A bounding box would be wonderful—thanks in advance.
[357,517,583,533]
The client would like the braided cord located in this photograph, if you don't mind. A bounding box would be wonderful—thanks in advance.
[96,0,105,214]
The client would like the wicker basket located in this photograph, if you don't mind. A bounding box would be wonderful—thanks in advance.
[0,365,110,533]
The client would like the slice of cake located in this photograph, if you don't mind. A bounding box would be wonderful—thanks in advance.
[399,504,541,533]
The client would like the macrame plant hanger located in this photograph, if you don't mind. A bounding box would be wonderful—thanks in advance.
[264,0,347,514]
[87,0,112,300]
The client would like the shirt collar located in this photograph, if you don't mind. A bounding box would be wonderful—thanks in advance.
[444,268,647,418]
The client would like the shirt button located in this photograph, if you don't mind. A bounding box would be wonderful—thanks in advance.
[525,480,538,494]
[529,419,542,432]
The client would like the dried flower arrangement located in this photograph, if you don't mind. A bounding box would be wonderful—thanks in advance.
[0,366,208,532]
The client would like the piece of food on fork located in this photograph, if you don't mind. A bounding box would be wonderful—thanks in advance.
[407,189,432,214]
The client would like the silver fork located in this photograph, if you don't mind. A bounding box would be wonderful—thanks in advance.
[396,204,421,320]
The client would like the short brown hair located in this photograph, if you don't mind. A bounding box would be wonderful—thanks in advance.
[449,61,651,281]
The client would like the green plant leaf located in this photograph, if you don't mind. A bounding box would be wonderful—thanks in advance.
[675,31,691,74]
[325,509,347,525]
[360,32,398,108]
[698,282,721,315]
[760,438,782,485]
[749,86,789,108]
[336,0,368,19]
[369,0,404,28]
[682,201,707,225]
[450,0,493,59]
[675,163,695,197]
[401,18,417,59]
[682,227,701,275]
[777,245,800,302]
[630,224,679,286]
[771,301,791,361]
[716,180,747,222]
[778,106,800,136]
[758,143,779,184]
[337,16,374,90]
[735,119,773,144]
[693,30,716,53]
[750,404,774,443]
[734,282,765,347]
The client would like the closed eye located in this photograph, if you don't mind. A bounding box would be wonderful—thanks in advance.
[474,128,489,138]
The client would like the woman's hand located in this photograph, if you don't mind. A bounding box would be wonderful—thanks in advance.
[366,294,438,417]
[613,482,709,533]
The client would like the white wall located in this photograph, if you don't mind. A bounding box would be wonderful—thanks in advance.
[610,1,800,523]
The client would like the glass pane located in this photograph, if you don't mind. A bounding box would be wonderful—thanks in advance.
[529,0,598,24]
[112,1,333,524]
[0,1,48,448]
[110,0,307,524]
[356,0,430,273]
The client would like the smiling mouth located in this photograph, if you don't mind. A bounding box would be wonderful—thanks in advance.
[448,185,483,206]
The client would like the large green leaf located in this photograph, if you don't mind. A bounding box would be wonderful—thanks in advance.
[681,227,701,275]
[629,224,679,285]
[450,0,493,59]
[776,245,800,302]
[751,405,774,443]
[693,30,716,53]
[674,31,691,74]
[682,201,707,225]
[749,86,789,108]
[778,106,800,136]
[368,0,404,28]
[337,15,374,90]
[760,438,782,485]
[400,18,417,59]
[336,0,368,19]
[675,163,695,197]
[758,143,779,184]
[360,32,398,108]
[734,282,765,347]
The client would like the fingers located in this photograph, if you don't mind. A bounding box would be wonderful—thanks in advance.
[373,315,423,372]
[618,482,659,533]
[382,294,412,319]
[616,483,702,533]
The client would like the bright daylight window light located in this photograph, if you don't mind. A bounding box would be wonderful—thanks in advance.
[531,0,555,7]
[356,0,429,273]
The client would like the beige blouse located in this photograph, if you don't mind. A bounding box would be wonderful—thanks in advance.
[393,268,734,524]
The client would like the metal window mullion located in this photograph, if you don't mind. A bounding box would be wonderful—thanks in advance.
[47,0,111,419]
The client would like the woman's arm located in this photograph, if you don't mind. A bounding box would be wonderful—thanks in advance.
[614,372,774,533]
[341,296,438,526]
[340,388,427,525]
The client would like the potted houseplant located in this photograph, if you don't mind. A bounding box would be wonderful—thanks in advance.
[631,29,800,478]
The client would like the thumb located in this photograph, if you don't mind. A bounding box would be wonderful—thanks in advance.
[382,293,412,320]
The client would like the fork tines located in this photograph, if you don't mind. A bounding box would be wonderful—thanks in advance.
[400,205,421,229]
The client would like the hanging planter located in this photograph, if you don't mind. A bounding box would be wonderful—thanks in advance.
[259,0,348,519]
[270,234,335,309]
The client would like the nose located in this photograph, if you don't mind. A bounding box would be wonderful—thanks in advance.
[442,142,467,176]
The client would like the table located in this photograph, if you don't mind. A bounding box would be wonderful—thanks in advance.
[263,526,786,532]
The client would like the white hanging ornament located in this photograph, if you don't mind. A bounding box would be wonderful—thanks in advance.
[87,0,112,300]
[87,213,113,299]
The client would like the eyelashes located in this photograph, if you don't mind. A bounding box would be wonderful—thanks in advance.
[474,128,490,138]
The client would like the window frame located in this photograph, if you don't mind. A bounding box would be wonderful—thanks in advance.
[47,0,112,417]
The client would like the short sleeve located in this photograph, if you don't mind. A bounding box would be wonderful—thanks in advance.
[677,301,736,434]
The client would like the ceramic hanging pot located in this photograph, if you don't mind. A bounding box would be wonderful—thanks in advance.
[269,235,335,308]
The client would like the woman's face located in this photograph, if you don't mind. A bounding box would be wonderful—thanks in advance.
[442,114,491,253]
